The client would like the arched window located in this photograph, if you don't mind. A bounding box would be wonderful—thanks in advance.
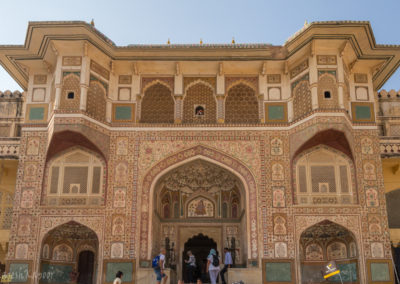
[295,147,354,205]
[47,149,104,205]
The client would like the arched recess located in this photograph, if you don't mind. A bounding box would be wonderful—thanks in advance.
[41,146,107,206]
[317,73,339,109]
[225,82,259,124]
[182,81,217,124]
[137,145,258,261]
[292,145,357,205]
[43,130,107,207]
[299,220,359,283]
[38,221,99,284]
[60,73,81,111]
[46,130,107,163]
[291,128,354,161]
[140,82,175,123]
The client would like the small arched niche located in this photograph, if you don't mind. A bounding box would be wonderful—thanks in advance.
[300,220,359,283]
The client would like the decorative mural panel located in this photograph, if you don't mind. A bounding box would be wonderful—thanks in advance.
[187,197,214,217]
[52,244,73,262]
[317,55,337,65]
[290,59,309,78]
[272,187,285,208]
[90,60,110,80]
[111,242,124,259]
[267,74,281,84]
[62,56,82,66]
[20,189,34,209]
[305,243,324,260]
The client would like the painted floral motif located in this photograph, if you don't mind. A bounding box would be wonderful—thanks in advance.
[275,242,287,258]
[17,215,32,236]
[271,163,284,180]
[272,187,285,208]
[20,189,34,208]
[116,137,128,156]
[365,187,379,207]
[26,137,40,155]
[361,137,373,154]
[115,162,128,183]
[112,216,125,236]
[363,162,376,180]
[273,214,287,235]
[15,243,28,259]
[23,163,38,182]
[111,242,124,258]
[271,138,283,156]
[113,187,126,208]
[371,242,384,258]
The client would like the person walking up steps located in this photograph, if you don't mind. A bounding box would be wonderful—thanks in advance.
[206,249,220,284]
[152,248,168,284]
[184,250,196,284]
[220,248,233,284]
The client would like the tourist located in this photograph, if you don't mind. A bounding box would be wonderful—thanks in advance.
[113,271,123,284]
[154,248,168,284]
[184,250,196,284]
[206,249,220,284]
[220,248,233,284]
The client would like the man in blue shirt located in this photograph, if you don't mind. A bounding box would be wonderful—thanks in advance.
[220,248,233,284]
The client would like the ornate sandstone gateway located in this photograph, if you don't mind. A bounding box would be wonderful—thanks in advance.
[0,21,400,283]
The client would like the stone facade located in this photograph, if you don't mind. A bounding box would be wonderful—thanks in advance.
[0,21,400,283]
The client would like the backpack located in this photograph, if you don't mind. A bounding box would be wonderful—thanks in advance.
[212,255,219,267]
[152,255,160,268]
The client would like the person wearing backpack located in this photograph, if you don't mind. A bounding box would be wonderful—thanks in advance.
[206,249,220,284]
[152,248,168,284]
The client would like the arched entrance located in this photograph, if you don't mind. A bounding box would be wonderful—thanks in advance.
[300,220,359,283]
[182,234,217,283]
[39,221,98,284]
[150,157,248,280]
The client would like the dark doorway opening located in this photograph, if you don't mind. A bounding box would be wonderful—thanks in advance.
[78,250,95,284]
[182,234,217,283]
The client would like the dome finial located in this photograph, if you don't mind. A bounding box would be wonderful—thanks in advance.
[232,37,235,44]
[200,38,203,45]
[90,19,95,27]
[167,38,170,45]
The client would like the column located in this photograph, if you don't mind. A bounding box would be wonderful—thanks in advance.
[174,74,183,123]
[288,99,294,122]
[337,55,345,108]
[106,99,112,123]
[53,56,63,110]
[80,56,90,111]
[309,56,319,110]
[216,75,225,123]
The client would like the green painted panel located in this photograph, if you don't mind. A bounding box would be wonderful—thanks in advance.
[265,262,292,282]
[115,106,132,120]
[355,105,371,120]
[106,262,133,282]
[29,107,45,120]
[40,263,73,283]
[371,263,390,281]
[9,263,29,283]
[268,105,284,120]
[330,263,357,282]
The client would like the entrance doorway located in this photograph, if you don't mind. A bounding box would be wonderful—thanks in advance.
[78,251,95,284]
[182,234,217,283]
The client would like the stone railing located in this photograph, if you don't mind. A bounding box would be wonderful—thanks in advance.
[0,138,20,158]
[380,138,400,155]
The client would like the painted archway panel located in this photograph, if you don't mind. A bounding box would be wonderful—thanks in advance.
[187,197,214,217]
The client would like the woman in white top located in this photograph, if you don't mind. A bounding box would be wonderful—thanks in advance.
[113,271,123,284]
[206,249,220,284]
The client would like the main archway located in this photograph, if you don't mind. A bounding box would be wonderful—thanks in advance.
[151,158,248,280]
[137,145,259,263]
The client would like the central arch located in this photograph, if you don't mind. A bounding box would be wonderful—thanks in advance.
[137,145,259,264]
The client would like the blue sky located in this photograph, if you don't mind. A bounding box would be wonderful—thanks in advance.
[0,0,399,91]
